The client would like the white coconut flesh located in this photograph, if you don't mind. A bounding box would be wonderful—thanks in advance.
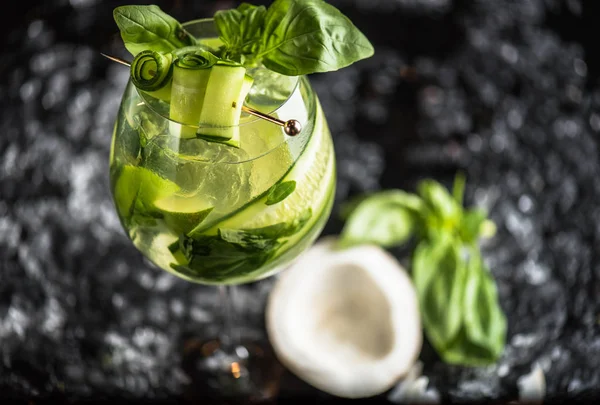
[266,237,422,398]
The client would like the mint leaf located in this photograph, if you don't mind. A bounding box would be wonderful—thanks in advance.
[113,5,196,56]
[258,0,374,75]
[339,190,424,248]
[265,180,297,205]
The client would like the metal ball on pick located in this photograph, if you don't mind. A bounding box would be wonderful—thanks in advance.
[284,120,302,136]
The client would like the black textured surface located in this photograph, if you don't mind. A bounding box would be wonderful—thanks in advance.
[1,0,600,403]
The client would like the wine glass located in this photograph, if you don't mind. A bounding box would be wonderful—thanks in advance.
[108,18,335,399]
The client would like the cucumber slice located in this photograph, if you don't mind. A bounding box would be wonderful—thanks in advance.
[197,62,254,147]
[130,50,174,101]
[168,49,217,139]
[169,66,212,138]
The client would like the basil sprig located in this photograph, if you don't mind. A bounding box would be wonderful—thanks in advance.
[339,175,507,366]
[113,5,196,56]
[215,0,374,75]
[113,2,374,76]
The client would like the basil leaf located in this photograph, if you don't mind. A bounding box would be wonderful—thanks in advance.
[479,219,497,239]
[250,208,313,239]
[417,179,463,241]
[414,242,506,366]
[235,4,267,56]
[452,172,466,206]
[459,208,488,244]
[237,3,256,13]
[214,9,244,49]
[221,208,311,244]
[418,179,462,223]
[412,238,467,354]
[215,3,267,61]
[113,5,196,56]
[181,241,277,282]
[463,249,507,361]
[438,327,503,366]
[258,0,374,75]
[339,190,424,249]
[218,229,282,251]
[265,180,297,205]
[338,193,369,221]
[169,209,310,282]
[340,190,424,220]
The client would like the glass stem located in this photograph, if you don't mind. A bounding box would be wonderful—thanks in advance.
[218,285,238,354]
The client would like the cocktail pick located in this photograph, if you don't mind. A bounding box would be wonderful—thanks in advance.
[101,53,302,136]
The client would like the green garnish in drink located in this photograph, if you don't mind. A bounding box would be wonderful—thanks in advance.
[109,1,371,284]
[213,0,374,75]
[130,50,174,101]
[168,48,217,138]
[196,61,254,146]
[113,0,373,144]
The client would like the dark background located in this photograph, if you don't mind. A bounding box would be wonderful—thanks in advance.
[1,0,600,403]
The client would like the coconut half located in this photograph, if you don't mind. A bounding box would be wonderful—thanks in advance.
[266,237,422,398]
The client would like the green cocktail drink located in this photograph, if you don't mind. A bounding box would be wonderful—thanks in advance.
[107,2,373,396]
[109,28,336,284]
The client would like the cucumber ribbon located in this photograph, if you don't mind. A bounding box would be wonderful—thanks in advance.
[173,47,218,69]
[169,48,218,138]
[131,47,253,148]
[130,50,174,100]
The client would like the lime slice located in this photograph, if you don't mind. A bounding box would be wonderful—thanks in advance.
[113,165,180,221]
[154,194,214,234]
[147,232,183,271]
[202,101,335,235]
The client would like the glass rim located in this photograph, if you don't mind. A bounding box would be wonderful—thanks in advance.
[132,18,302,130]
